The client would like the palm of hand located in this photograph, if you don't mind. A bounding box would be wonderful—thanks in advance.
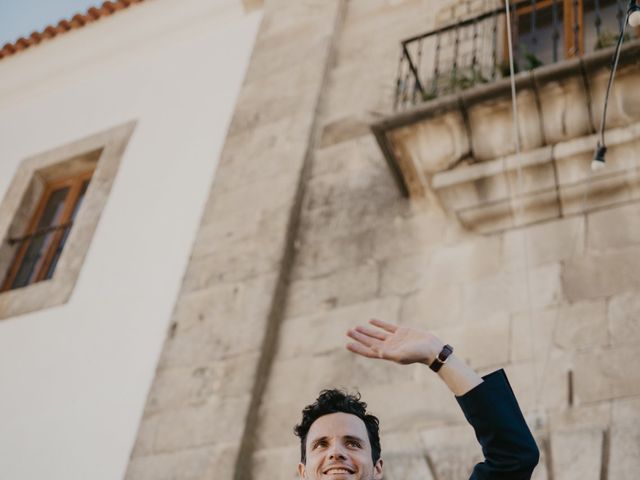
[346,319,441,365]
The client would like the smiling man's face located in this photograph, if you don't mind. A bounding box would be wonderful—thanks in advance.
[297,412,383,480]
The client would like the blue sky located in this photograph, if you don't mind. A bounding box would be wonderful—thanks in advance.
[0,0,102,46]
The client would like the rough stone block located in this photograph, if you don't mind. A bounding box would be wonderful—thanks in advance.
[400,282,463,329]
[160,274,277,368]
[212,114,311,193]
[550,428,603,480]
[462,263,563,320]
[382,432,436,480]
[126,443,238,480]
[573,344,640,403]
[553,299,608,351]
[284,263,379,318]
[503,357,569,411]
[427,235,502,283]
[433,313,510,369]
[369,211,451,261]
[562,246,640,301]
[503,216,585,270]
[143,394,251,454]
[608,397,640,478]
[360,377,463,435]
[548,403,611,432]
[250,446,300,480]
[608,290,640,346]
[146,353,259,414]
[419,424,483,480]
[588,202,640,252]
[467,89,543,162]
[536,76,593,144]
[278,296,402,360]
[380,250,432,296]
[291,229,375,280]
[510,308,559,363]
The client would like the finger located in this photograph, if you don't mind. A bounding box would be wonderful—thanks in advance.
[355,325,388,341]
[347,329,381,349]
[369,318,398,333]
[346,343,381,359]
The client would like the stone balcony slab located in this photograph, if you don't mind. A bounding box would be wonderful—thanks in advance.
[373,41,640,233]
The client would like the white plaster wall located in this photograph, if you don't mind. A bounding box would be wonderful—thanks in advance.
[0,1,261,478]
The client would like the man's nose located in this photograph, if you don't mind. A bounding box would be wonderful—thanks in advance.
[328,443,347,460]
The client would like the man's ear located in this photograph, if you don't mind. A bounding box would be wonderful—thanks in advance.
[297,462,306,479]
[373,458,384,480]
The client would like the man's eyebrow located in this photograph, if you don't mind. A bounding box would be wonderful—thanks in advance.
[343,435,366,444]
[309,436,328,447]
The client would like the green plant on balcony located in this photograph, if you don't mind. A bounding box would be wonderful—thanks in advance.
[595,30,631,50]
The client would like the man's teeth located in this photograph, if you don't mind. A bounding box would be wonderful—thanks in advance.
[326,468,351,474]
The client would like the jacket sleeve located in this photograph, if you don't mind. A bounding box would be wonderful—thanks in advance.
[455,369,540,480]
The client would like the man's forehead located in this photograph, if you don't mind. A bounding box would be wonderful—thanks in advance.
[307,412,369,441]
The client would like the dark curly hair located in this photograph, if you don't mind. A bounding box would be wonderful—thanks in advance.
[294,389,381,464]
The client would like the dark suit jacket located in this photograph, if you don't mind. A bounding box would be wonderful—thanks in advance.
[456,370,540,479]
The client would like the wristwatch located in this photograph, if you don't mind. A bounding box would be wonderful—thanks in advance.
[429,344,453,372]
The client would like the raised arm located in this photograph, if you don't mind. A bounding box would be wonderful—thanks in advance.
[346,319,539,479]
[346,318,482,395]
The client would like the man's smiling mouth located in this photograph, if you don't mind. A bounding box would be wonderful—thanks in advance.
[323,466,355,475]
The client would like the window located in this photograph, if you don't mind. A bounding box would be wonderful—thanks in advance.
[1,170,92,292]
[511,0,631,68]
[0,121,135,320]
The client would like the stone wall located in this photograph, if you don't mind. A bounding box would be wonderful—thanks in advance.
[127,0,640,478]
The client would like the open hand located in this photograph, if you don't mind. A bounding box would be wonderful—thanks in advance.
[346,319,444,365]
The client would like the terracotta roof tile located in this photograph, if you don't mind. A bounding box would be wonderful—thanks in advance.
[0,0,145,61]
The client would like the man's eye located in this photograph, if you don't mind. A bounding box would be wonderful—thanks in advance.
[313,441,328,449]
[346,440,362,448]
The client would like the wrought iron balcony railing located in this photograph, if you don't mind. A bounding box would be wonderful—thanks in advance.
[395,0,635,110]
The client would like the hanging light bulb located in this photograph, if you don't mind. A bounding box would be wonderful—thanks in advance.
[592,0,637,171]
[629,2,640,27]
[591,144,607,171]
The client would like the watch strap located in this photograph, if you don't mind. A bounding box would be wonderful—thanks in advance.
[429,344,453,372]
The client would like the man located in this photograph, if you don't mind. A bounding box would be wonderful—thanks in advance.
[294,319,540,479]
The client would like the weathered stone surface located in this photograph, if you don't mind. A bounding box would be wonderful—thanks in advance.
[573,344,640,403]
[382,432,436,480]
[250,446,300,480]
[419,424,483,480]
[536,75,592,144]
[277,296,401,360]
[284,263,379,318]
[503,216,586,269]
[435,313,510,369]
[136,394,251,455]
[553,299,608,351]
[503,357,569,411]
[126,443,238,480]
[146,353,259,414]
[608,397,640,478]
[562,246,640,301]
[428,235,502,283]
[462,263,563,320]
[400,282,463,329]
[608,290,640,346]
[467,88,543,161]
[588,202,640,252]
[379,250,432,296]
[548,403,611,432]
[361,377,463,434]
[160,273,277,368]
[550,428,603,480]
[510,307,559,363]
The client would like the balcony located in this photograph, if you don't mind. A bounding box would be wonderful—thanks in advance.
[374,0,640,233]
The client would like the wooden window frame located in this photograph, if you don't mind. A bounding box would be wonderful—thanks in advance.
[506,0,585,61]
[1,170,93,292]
